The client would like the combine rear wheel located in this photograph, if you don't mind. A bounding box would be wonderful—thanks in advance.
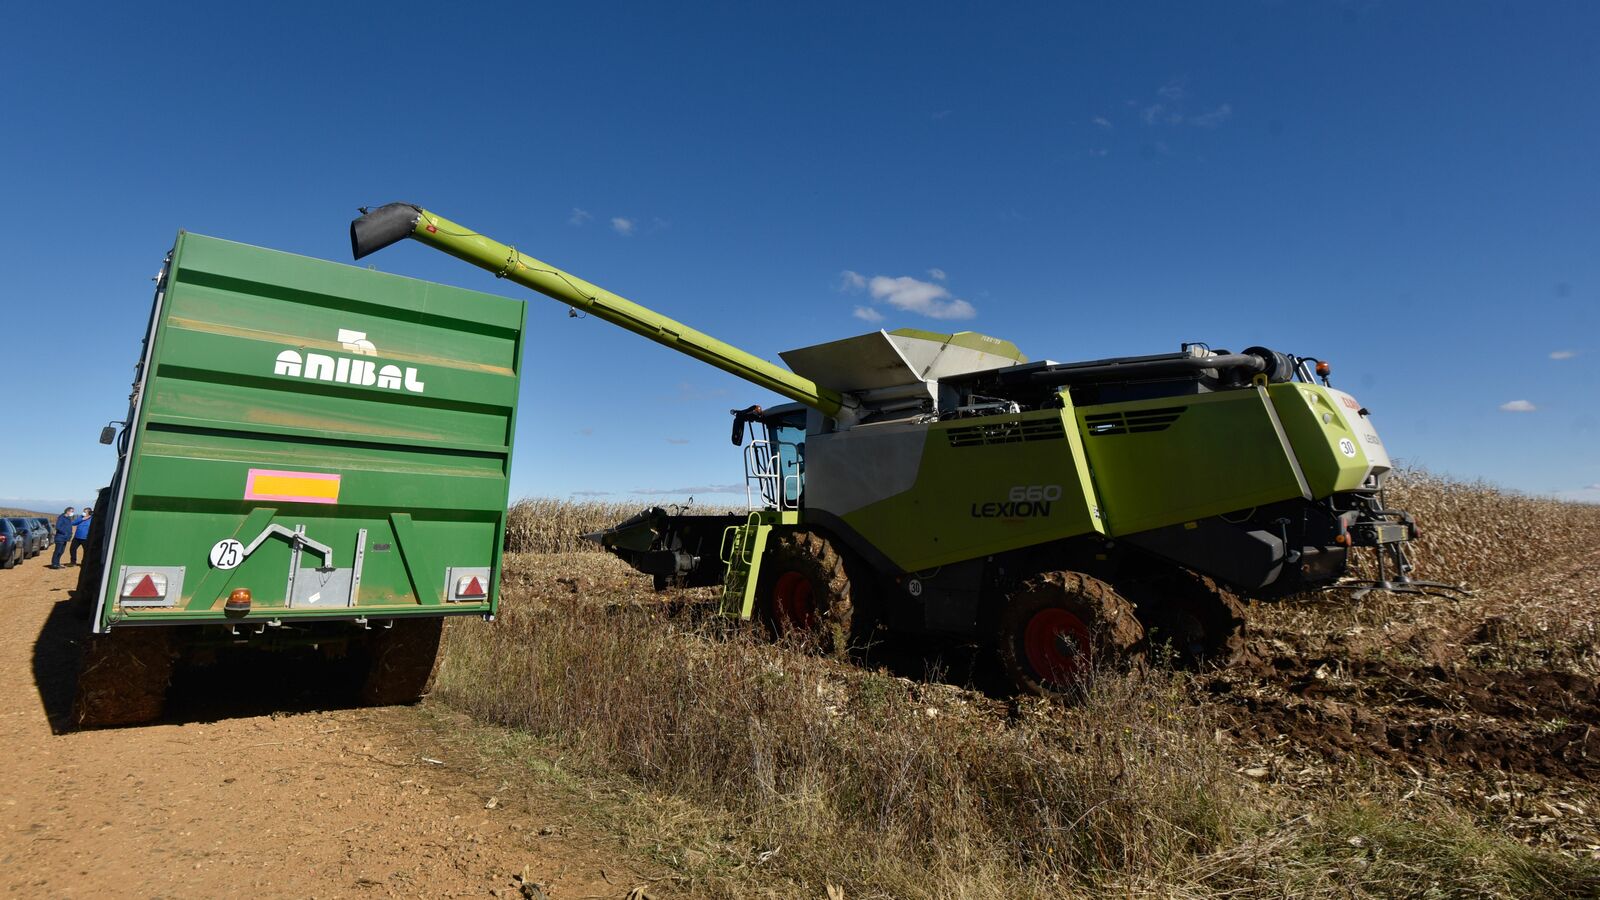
[1122,568,1247,668]
[360,618,445,706]
[996,571,1145,697]
[756,530,867,656]
[73,626,173,728]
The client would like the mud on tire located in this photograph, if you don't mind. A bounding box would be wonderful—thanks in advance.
[756,530,869,657]
[360,618,445,706]
[996,570,1145,697]
[1122,568,1248,668]
[73,627,174,728]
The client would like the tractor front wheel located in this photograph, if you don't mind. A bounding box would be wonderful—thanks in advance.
[996,571,1145,697]
[756,530,866,656]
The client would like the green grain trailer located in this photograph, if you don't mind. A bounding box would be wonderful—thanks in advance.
[73,232,524,726]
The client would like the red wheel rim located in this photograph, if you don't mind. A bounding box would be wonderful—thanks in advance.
[1023,608,1092,685]
[772,571,817,631]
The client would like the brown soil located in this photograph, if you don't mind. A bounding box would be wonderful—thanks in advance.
[0,562,673,899]
[1204,542,1600,851]
[1210,637,1600,781]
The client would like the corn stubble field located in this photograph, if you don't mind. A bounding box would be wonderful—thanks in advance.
[438,476,1600,898]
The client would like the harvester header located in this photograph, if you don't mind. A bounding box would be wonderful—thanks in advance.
[352,203,848,416]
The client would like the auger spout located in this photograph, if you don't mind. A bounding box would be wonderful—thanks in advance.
[350,203,848,417]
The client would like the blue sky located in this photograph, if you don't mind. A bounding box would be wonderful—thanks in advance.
[3,1,1596,512]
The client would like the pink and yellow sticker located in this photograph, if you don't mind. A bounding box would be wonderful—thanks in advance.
[244,468,341,505]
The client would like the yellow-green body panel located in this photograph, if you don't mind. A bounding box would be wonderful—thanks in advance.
[812,385,1382,576]
[839,406,1104,572]
[1076,388,1308,536]
[1268,383,1373,495]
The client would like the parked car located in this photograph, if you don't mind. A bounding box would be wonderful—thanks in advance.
[13,517,48,556]
[0,519,25,569]
[32,518,51,554]
[4,517,40,558]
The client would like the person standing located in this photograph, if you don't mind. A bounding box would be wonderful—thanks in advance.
[50,507,80,569]
[70,508,93,566]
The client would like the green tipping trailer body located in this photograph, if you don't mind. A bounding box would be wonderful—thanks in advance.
[90,232,525,633]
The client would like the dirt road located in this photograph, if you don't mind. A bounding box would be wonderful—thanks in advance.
[0,562,666,899]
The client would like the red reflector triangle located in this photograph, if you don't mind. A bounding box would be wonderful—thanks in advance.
[128,575,161,598]
[463,577,484,597]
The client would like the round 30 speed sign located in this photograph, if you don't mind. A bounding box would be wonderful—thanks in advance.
[209,538,245,570]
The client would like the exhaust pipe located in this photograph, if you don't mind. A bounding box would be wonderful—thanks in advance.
[351,203,422,260]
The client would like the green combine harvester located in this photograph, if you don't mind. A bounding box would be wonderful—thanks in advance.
[352,203,1452,694]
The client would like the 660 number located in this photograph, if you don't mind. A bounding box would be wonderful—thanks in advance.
[1007,484,1063,502]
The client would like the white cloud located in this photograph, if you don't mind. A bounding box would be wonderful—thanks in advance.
[1189,104,1233,128]
[1141,103,1180,126]
[1586,484,1600,491]
[1550,350,1578,360]
[1090,116,1113,129]
[1499,399,1537,413]
[841,269,977,320]
[867,275,976,320]
[569,208,593,226]
[610,217,635,236]
[1138,79,1230,129]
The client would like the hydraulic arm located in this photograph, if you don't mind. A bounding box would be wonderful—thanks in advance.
[351,203,848,417]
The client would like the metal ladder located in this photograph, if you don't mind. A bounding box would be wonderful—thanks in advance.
[718,510,775,618]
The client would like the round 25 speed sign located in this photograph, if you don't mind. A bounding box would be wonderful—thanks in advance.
[209,539,245,570]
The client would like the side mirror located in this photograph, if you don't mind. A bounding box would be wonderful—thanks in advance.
[728,405,764,447]
[98,426,117,445]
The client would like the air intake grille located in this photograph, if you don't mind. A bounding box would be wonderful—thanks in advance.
[946,417,1066,448]
[1083,406,1186,436]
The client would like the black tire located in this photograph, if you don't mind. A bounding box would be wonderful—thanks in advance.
[996,570,1145,697]
[755,530,868,656]
[1121,568,1247,668]
[69,488,112,620]
[360,618,445,706]
[73,627,173,728]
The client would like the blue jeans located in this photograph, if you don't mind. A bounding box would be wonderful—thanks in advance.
[51,540,67,566]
